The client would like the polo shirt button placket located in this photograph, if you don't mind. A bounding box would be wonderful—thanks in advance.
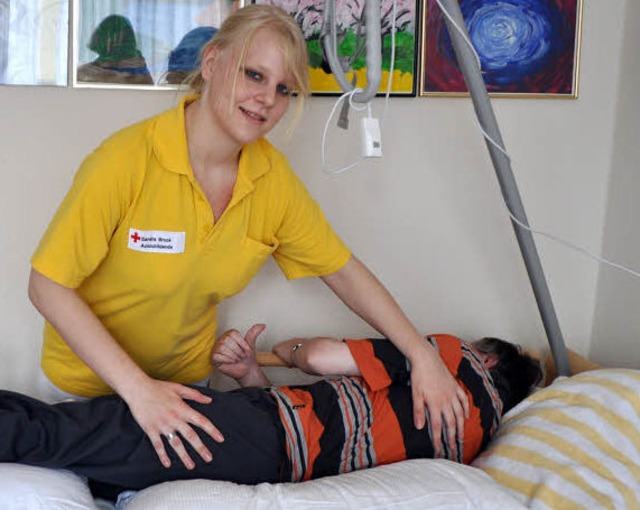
[193,187,213,242]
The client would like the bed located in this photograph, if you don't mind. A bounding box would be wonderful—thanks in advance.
[2,362,639,510]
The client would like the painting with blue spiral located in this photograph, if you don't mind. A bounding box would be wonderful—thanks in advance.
[420,0,582,96]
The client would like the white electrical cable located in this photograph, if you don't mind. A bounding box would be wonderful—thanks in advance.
[436,0,640,281]
[321,88,368,175]
[506,204,640,279]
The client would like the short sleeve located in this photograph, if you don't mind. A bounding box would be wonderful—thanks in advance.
[346,338,411,391]
[271,159,351,279]
[31,134,142,288]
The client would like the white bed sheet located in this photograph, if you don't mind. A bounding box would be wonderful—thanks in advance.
[117,459,526,510]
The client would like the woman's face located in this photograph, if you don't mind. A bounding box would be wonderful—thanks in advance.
[200,29,294,147]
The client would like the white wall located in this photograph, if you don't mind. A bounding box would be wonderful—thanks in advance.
[591,0,640,368]
[0,0,630,395]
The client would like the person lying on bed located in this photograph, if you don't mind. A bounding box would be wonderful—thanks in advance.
[0,326,541,498]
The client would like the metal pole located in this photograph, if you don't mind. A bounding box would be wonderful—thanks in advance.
[439,0,571,376]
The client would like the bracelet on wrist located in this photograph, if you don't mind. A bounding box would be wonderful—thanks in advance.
[290,342,303,366]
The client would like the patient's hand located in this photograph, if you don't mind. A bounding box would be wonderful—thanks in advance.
[212,324,269,387]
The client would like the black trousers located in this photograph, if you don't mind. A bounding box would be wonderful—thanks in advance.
[0,387,287,495]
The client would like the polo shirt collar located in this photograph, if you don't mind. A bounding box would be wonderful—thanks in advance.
[153,94,195,177]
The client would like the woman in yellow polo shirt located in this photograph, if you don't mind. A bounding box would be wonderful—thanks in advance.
[28,5,469,473]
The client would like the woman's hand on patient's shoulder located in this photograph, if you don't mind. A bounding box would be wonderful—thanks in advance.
[409,344,470,457]
[212,323,267,385]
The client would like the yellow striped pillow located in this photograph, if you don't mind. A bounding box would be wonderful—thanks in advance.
[472,369,640,510]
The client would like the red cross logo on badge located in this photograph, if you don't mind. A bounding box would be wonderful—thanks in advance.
[131,231,141,243]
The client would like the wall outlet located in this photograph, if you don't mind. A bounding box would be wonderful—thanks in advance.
[361,117,382,158]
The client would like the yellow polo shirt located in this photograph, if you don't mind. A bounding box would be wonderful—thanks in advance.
[32,95,351,397]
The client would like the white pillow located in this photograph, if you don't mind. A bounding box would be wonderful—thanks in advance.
[0,464,99,510]
[119,459,526,510]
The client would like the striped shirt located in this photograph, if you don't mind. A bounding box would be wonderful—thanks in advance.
[270,334,502,482]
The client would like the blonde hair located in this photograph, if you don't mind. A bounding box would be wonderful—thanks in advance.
[186,4,310,125]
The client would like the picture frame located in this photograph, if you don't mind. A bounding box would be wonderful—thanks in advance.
[0,0,69,87]
[72,0,241,89]
[253,0,420,96]
[419,0,583,98]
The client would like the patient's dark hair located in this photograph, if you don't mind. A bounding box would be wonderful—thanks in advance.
[473,337,543,413]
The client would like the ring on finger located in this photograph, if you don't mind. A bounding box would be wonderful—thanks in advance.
[165,431,177,442]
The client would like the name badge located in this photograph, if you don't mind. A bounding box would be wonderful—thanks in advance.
[128,228,185,254]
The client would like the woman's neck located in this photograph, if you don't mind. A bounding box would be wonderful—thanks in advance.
[184,98,241,175]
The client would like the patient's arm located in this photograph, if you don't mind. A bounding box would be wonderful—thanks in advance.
[212,324,270,387]
[272,337,361,377]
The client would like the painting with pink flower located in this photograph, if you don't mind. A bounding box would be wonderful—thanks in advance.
[420,0,583,97]
[254,0,419,95]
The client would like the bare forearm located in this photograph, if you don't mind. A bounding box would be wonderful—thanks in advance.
[28,268,150,399]
[272,337,360,376]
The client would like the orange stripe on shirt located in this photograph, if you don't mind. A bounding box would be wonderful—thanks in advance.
[461,394,484,464]
[369,387,407,467]
[429,334,464,373]
[345,338,392,391]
